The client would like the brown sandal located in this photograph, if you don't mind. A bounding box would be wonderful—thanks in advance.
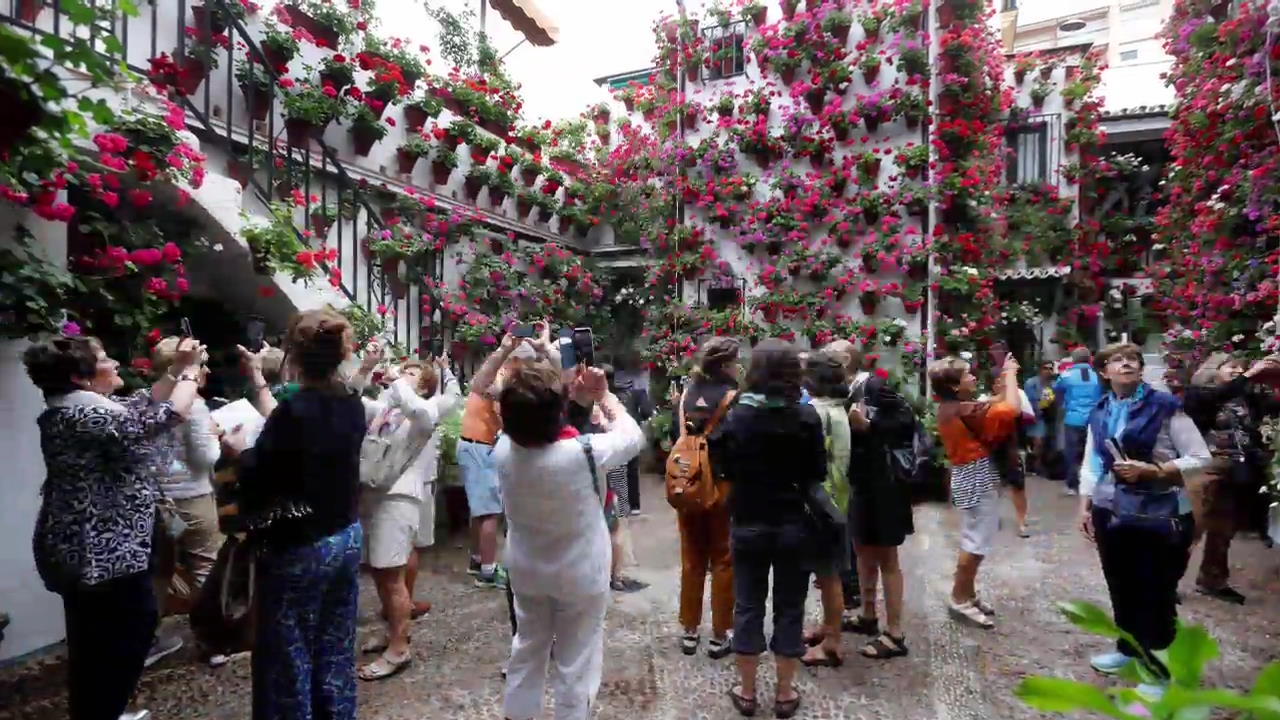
[728,687,758,717]
[775,691,802,719]
[861,633,909,660]
[800,646,844,668]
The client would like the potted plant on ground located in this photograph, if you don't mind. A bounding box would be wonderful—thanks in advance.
[349,101,389,156]
[430,146,459,185]
[396,134,431,175]
[234,58,273,122]
[281,82,343,148]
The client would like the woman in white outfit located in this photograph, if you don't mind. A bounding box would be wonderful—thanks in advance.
[351,348,461,681]
[496,355,645,720]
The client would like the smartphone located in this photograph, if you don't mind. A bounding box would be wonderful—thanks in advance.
[572,327,595,367]
[988,341,1009,371]
[245,315,266,353]
[559,335,577,370]
[179,316,193,339]
[1104,438,1128,463]
[429,337,444,359]
[513,324,535,339]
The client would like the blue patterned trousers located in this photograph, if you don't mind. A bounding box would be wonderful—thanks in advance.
[252,523,362,720]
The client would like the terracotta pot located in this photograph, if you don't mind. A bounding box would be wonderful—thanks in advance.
[319,70,351,92]
[0,77,44,154]
[938,3,956,26]
[860,298,878,315]
[225,159,253,189]
[442,132,463,151]
[810,151,826,168]
[284,118,316,149]
[1014,69,1027,84]
[392,150,418,175]
[805,89,825,114]
[471,149,491,165]
[398,106,428,134]
[431,160,452,186]
[905,114,921,130]
[685,65,699,83]
[779,67,796,86]
[284,4,339,49]
[310,211,333,238]
[17,0,44,23]
[176,56,208,96]
[464,177,485,201]
[832,24,850,44]
[806,0,821,9]
[622,97,635,113]
[908,263,927,281]
[781,0,798,18]
[863,66,880,84]
[240,84,271,122]
[190,4,227,39]
[274,179,294,200]
[489,187,508,206]
[350,124,381,156]
[516,197,533,218]
[750,8,767,26]
[262,44,295,70]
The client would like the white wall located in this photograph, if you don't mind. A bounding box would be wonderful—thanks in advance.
[0,206,69,661]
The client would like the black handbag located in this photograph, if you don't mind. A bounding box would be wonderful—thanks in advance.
[802,412,846,547]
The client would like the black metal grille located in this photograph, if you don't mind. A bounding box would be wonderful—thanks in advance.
[1005,112,1063,187]
[700,20,747,82]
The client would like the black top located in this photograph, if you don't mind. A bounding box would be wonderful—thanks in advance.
[239,386,367,548]
[710,400,826,526]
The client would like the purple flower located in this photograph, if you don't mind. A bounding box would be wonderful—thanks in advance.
[61,321,82,336]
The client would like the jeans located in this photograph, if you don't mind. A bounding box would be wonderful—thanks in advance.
[678,505,734,637]
[1063,425,1089,491]
[253,523,362,720]
[1093,506,1193,671]
[731,522,810,658]
[62,571,158,720]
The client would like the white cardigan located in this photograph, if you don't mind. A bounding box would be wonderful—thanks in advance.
[157,397,221,500]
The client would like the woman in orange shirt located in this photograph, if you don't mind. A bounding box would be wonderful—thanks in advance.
[928,355,1020,629]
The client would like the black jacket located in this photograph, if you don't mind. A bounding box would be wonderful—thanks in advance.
[709,399,826,527]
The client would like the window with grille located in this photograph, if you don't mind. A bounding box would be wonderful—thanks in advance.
[1002,0,1018,10]
[701,21,747,81]
[1007,123,1050,184]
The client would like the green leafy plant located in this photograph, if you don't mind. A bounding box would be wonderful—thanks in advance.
[320,54,355,87]
[281,83,344,124]
[259,20,300,63]
[0,230,85,340]
[349,103,389,141]
[407,90,444,117]
[399,134,432,158]
[234,56,272,91]
[242,203,321,284]
[1016,601,1280,719]
[1030,80,1054,105]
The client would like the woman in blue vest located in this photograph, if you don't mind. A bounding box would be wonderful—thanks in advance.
[1076,343,1211,699]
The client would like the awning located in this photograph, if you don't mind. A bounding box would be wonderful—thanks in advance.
[489,0,560,46]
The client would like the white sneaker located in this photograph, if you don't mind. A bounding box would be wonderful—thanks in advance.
[120,711,152,720]
[144,634,183,667]
[1062,487,1079,497]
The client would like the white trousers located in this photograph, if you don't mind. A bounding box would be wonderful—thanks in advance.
[503,590,609,720]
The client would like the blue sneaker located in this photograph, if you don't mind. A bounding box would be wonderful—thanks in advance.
[1090,651,1133,675]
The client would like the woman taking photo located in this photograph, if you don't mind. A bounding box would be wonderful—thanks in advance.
[25,333,203,720]
[672,337,740,659]
[845,372,917,660]
[1077,343,1210,697]
[1183,352,1279,603]
[711,339,825,719]
[225,308,367,720]
[929,355,1020,629]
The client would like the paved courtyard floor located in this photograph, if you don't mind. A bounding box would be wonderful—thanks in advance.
[2,474,1278,720]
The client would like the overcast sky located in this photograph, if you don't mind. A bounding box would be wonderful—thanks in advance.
[376,0,674,122]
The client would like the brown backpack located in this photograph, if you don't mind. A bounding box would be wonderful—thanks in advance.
[665,388,736,512]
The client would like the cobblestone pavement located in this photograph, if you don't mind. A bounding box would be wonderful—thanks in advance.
[3,475,1278,719]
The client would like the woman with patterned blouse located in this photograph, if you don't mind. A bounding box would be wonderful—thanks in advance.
[24,334,204,720]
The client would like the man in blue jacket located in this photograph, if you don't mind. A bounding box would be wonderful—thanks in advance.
[1054,347,1103,495]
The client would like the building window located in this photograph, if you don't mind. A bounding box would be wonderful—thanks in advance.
[1119,49,1139,61]
[701,20,746,81]
[1007,124,1049,184]
[1002,0,1017,9]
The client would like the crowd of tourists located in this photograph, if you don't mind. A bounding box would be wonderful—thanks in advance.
[20,308,1280,719]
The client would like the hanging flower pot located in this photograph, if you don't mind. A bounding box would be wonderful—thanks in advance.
[520,166,539,186]
[17,0,46,23]
[360,234,375,261]
[907,197,927,217]
[864,116,881,134]
[190,4,228,38]
[464,176,485,201]
[380,255,402,278]
[284,117,316,149]
[175,55,209,96]
[350,124,381,157]
[665,118,678,134]
[684,64,699,83]
[310,210,334,238]
[806,0,821,11]
[779,67,796,86]
[430,159,452,185]
[862,252,880,273]
[862,65,880,84]
[781,0,799,19]
[388,275,409,300]
[805,89,825,114]
[489,186,509,206]
[622,96,635,113]
[937,3,956,26]
[1039,65,1054,81]
[536,205,554,223]
[240,84,271,122]
[274,178,294,200]
[765,240,783,256]
[810,150,827,168]
[1014,69,1027,84]
[749,6,767,26]
[684,109,698,128]
[516,195,533,218]
[283,4,339,49]
[860,294,879,315]
[0,77,44,154]
[225,158,253,189]
[908,261,927,282]
[903,299,923,315]
[262,44,295,70]
[905,113,922,131]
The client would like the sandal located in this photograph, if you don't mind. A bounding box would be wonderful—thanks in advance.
[973,597,996,616]
[774,690,802,719]
[358,652,411,681]
[803,627,826,647]
[411,600,432,618]
[800,645,844,668]
[948,600,995,629]
[727,687,758,717]
[841,614,880,635]
[861,633,909,660]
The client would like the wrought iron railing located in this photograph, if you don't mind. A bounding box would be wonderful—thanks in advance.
[1,0,448,354]
[1005,111,1064,187]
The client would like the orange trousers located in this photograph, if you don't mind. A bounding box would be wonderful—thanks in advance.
[677,504,734,637]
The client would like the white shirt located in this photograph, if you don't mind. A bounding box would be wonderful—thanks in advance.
[157,397,220,499]
[361,371,461,500]
[496,408,645,598]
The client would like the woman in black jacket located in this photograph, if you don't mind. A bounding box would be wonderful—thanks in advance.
[1184,352,1280,603]
[711,339,826,719]
[224,308,367,720]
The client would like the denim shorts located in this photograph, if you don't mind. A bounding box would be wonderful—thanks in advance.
[457,439,502,517]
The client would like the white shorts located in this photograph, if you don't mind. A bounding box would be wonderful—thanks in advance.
[361,496,420,569]
[959,488,1000,556]
[415,483,436,549]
